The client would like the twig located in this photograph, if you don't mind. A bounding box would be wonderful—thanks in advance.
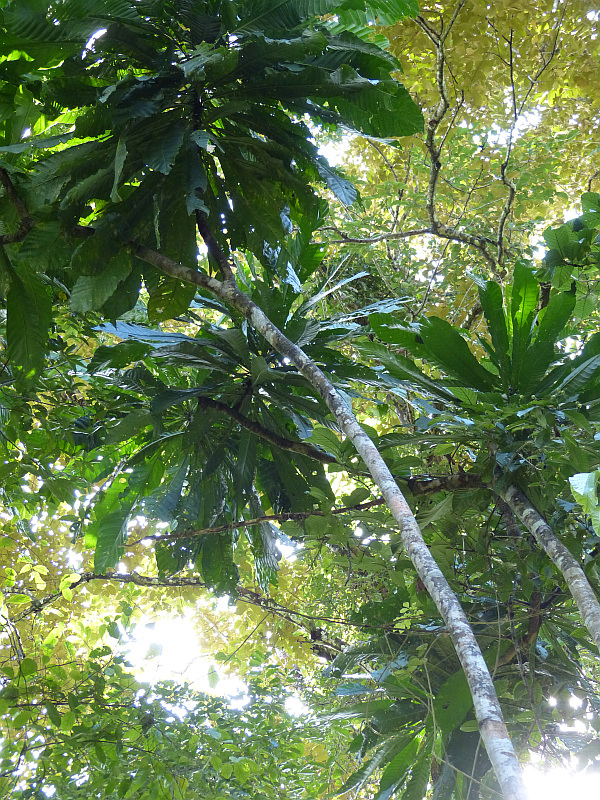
[496,8,566,269]
[415,6,499,272]
[127,474,483,546]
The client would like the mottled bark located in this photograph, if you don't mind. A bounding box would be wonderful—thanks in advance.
[499,483,600,651]
[134,245,528,800]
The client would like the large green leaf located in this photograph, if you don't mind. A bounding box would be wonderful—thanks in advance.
[516,340,556,396]
[357,342,460,402]
[197,534,239,595]
[419,317,497,392]
[336,733,417,796]
[92,507,132,573]
[400,740,432,800]
[478,280,510,384]
[6,267,52,388]
[509,262,539,388]
[70,250,133,312]
[534,287,575,347]
[235,0,344,33]
[375,737,420,799]
[432,669,473,740]
[556,355,600,395]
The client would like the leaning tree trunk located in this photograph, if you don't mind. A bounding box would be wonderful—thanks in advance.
[499,483,600,651]
[134,243,528,800]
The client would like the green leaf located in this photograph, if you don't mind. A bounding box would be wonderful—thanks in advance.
[19,657,38,677]
[250,355,273,386]
[145,119,185,175]
[143,460,188,523]
[357,341,459,402]
[235,0,343,33]
[534,288,575,347]
[233,428,257,496]
[516,340,556,396]
[45,701,62,727]
[376,737,420,796]
[93,507,132,573]
[479,281,510,383]
[183,144,208,215]
[110,135,128,202]
[197,534,239,595]
[433,669,473,739]
[416,494,453,529]
[316,161,356,205]
[420,317,496,392]
[510,262,539,388]
[365,0,419,25]
[557,355,600,395]
[401,742,432,800]
[336,733,415,795]
[6,267,51,388]
[147,276,196,322]
[569,471,600,536]
[70,250,133,313]
[105,410,153,445]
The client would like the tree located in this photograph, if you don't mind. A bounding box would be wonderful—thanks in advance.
[1,1,600,798]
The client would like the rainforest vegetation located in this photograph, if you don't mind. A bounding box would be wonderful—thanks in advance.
[1,1,600,798]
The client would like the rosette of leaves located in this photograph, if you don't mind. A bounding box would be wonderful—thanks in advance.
[364,251,600,486]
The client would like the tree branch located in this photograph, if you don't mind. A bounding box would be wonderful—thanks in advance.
[496,9,565,269]
[127,474,484,547]
[131,234,526,799]
[194,395,336,464]
[497,483,600,652]
[415,7,500,272]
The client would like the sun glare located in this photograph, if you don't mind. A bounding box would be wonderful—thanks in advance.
[124,614,247,700]
[524,765,600,800]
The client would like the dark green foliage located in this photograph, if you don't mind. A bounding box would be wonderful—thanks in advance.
[0,0,422,580]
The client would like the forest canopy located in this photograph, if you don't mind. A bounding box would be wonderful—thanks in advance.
[1,1,600,798]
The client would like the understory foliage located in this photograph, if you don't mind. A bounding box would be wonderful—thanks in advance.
[1,1,600,798]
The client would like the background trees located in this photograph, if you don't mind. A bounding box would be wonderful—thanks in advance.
[1,0,600,798]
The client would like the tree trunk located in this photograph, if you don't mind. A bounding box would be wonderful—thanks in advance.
[135,245,528,800]
[499,483,600,651]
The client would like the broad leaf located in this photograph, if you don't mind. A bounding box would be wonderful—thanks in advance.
[420,317,496,392]
[6,267,51,388]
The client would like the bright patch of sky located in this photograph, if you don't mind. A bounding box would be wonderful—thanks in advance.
[524,764,600,800]
[318,137,355,167]
[124,611,248,703]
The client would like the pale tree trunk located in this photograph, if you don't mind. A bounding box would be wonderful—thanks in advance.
[499,483,600,651]
[135,244,528,800]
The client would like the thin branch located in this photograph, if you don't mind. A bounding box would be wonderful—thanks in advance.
[127,474,484,547]
[415,7,499,272]
[325,226,433,245]
[368,139,399,183]
[194,395,336,463]
[588,168,600,192]
[496,7,566,269]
